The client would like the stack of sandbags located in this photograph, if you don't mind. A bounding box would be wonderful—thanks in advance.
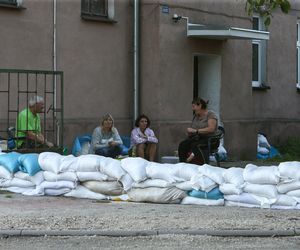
[225,164,281,208]
[80,155,128,198]
[0,152,43,195]
[257,133,271,156]
[219,167,244,195]
[181,164,225,206]
[274,161,300,209]
[123,158,186,203]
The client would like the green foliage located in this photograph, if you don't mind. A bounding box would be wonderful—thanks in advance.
[246,0,291,27]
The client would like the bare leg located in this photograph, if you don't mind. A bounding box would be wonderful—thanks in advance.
[136,143,146,158]
[147,143,157,162]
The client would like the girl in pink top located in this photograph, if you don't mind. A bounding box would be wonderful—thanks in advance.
[130,114,158,161]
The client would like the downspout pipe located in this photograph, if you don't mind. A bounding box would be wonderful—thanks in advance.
[133,0,140,125]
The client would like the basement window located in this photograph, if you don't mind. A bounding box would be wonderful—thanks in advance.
[81,0,116,23]
[0,0,23,8]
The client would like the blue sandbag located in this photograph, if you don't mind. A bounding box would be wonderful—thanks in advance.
[188,187,224,200]
[18,153,41,176]
[0,152,22,173]
[71,135,92,156]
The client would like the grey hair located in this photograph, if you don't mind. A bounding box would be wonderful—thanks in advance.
[29,95,44,106]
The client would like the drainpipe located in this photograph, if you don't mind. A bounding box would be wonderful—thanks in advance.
[133,0,140,125]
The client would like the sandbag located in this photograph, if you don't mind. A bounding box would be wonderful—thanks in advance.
[243,183,278,199]
[0,152,21,173]
[225,200,260,208]
[14,171,44,185]
[146,162,183,183]
[197,164,225,184]
[119,173,134,191]
[286,189,300,198]
[76,171,108,182]
[181,196,224,206]
[175,181,193,191]
[64,185,107,200]
[224,193,276,208]
[38,180,77,190]
[222,167,244,186]
[0,165,13,179]
[82,180,123,196]
[277,180,300,194]
[174,163,199,181]
[120,157,148,182]
[127,187,186,204]
[0,177,35,188]
[190,173,217,193]
[219,183,243,195]
[132,179,172,189]
[100,157,126,180]
[188,187,223,200]
[278,161,300,180]
[44,188,71,196]
[3,186,35,194]
[76,154,102,172]
[273,194,297,207]
[43,171,78,182]
[18,153,41,176]
[243,164,280,185]
[38,152,63,174]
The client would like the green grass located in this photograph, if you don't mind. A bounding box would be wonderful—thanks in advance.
[261,137,300,162]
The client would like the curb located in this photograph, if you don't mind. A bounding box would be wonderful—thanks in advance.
[0,229,299,237]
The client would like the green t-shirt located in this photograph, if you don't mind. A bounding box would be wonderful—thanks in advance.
[16,108,41,147]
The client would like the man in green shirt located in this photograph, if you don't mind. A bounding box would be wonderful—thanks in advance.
[16,95,54,148]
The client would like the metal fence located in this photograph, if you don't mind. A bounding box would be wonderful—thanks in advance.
[0,69,64,153]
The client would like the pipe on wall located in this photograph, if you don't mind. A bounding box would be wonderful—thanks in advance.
[133,0,140,125]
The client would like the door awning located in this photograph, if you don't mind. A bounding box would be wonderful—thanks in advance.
[187,23,269,40]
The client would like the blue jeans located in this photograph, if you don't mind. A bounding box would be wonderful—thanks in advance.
[95,146,121,158]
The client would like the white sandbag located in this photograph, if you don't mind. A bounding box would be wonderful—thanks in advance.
[127,187,186,204]
[0,165,13,179]
[22,187,44,196]
[225,193,275,208]
[119,173,134,191]
[0,177,35,188]
[175,181,193,191]
[257,146,269,155]
[174,163,199,181]
[222,167,244,186]
[278,161,300,180]
[258,134,271,148]
[132,179,172,189]
[59,155,78,172]
[38,180,77,190]
[225,200,260,208]
[82,180,123,196]
[14,171,44,185]
[243,164,280,184]
[243,183,278,199]
[43,171,78,182]
[76,154,102,172]
[190,173,217,192]
[3,186,35,194]
[146,162,183,183]
[270,204,299,210]
[38,152,62,174]
[277,180,300,194]
[286,189,300,198]
[274,194,297,207]
[120,157,148,182]
[219,183,243,195]
[100,157,126,180]
[76,171,108,182]
[181,196,224,206]
[197,164,225,184]
[64,185,107,200]
[44,188,71,196]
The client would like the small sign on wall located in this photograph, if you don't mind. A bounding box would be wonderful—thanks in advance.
[162,5,169,14]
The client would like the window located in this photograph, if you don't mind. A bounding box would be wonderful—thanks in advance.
[81,0,115,22]
[252,16,267,88]
[0,0,22,7]
[297,21,300,90]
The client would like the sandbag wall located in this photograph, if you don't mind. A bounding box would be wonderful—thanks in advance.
[0,152,300,209]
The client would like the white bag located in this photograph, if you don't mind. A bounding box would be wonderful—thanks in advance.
[64,185,107,200]
[146,162,183,183]
[190,173,217,192]
[278,161,300,180]
[119,173,134,191]
[14,171,44,185]
[38,152,62,174]
[82,180,123,196]
[174,163,199,181]
[44,188,71,196]
[133,179,172,189]
[76,171,108,182]
[243,164,280,184]
[181,197,224,206]
[0,177,35,188]
[38,180,76,190]
[274,194,297,207]
[219,183,243,195]
[175,181,193,191]
[0,165,13,179]
[243,183,278,199]
[222,167,244,186]
[43,171,78,182]
[120,157,148,183]
[197,164,225,184]
[100,157,126,180]
[76,154,102,172]
[258,134,271,148]
[277,180,300,194]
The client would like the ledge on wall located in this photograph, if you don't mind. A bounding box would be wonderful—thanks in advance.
[252,84,271,91]
[81,15,117,23]
[0,3,25,9]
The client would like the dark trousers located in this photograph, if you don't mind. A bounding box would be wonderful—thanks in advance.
[178,137,209,164]
[95,145,121,158]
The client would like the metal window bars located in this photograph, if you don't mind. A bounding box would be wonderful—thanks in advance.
[0,69,64,153]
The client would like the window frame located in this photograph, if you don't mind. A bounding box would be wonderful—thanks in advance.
[252,15,267,89]
[81,0,115,23]
[297,20,300,90]
[0,0,23,8]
